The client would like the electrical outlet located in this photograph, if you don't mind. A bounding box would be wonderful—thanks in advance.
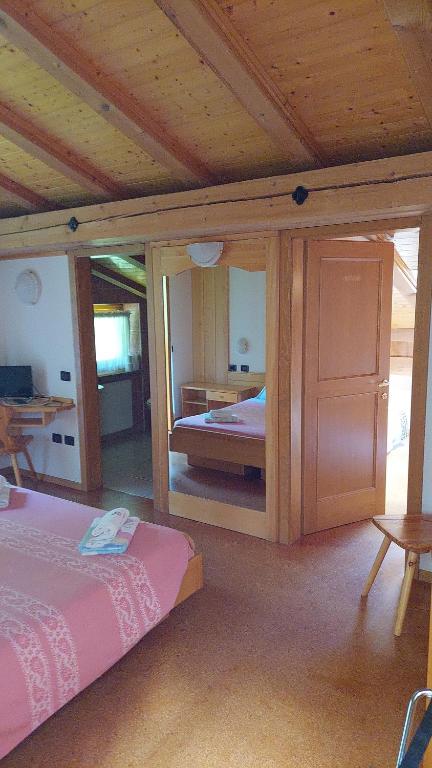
[60,371,71,381]
[228,364,237,372]
[64,435,75,446]
[52,433,62,444]
[240,365,249,373]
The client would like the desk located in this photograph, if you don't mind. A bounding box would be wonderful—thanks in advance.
[180,382,258,418]
[4,397,75,429]
[0,397,75,487]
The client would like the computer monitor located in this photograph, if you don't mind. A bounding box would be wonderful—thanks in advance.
[0,366,33,399]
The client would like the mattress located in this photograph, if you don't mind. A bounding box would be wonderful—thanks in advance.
[0,488,192,758]
[174,397,265,439]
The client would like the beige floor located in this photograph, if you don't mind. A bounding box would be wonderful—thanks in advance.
[1,483,429,768]
[386,443,409,515]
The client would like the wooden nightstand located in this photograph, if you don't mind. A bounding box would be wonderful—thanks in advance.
[180,382,258,418]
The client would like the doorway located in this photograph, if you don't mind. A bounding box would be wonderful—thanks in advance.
[89,254,152,498]
[302,227,420,534]
[385,228,418,515]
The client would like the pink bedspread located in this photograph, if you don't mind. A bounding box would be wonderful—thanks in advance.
[0,488,193,758]
[174,397,265,439]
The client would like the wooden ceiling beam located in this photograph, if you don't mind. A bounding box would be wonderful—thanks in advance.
[91,263,146,299]
[383,0,432,128]
[155,0,324,169]
[0,103,125,198]
[0,171,54,211]
[0,149,429,255]
[0,2,216,186]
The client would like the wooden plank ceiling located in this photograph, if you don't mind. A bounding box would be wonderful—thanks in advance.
[0,0,430,218]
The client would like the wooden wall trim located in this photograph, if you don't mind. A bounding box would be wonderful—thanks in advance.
[407,214,432,514]
[0,150,430,254]
[169,491,269,539]
[146,245,169,513]
[191,266,228,384]
[278,235,304,544]
[264,235,280,542]
[68,255,102,491]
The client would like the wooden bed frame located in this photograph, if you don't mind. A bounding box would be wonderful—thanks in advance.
[174,552,204,607]
[169,425,265,470]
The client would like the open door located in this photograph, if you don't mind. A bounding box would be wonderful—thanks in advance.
[303,240,394,534]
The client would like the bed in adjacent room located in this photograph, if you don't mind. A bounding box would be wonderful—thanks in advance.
[0,487,202,759]
[169,391,266,472]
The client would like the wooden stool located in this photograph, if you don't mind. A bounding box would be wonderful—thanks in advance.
[0,406,37,487]
[362,514,432,637]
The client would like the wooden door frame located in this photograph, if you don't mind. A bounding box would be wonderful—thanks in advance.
[147,235,281,541]
[282,215,431,541]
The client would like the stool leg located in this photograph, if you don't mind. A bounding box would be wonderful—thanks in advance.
[394,550,419,637]
[23,447,37,481]
[10,453,22,487]
[361,535,391,597]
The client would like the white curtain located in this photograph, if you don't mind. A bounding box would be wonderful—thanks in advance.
[94,313,130,374]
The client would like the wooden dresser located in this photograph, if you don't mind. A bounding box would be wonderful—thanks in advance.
[180,382,258,418]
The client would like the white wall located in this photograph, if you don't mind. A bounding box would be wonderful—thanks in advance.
[229,268,266,371]
[169,271,194,418]
[0,256,81,483]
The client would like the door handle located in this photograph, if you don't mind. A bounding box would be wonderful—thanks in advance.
[378,379,389,388]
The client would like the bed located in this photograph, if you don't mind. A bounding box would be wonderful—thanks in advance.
[0,487,203,759]
[169,395,266,473]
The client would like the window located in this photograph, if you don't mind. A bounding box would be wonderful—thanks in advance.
[94,312,131,375]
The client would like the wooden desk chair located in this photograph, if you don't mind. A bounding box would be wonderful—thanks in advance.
[362,514,432,636]
[0,405,37,487]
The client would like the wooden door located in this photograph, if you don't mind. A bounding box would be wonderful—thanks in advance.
[303,240,394,534]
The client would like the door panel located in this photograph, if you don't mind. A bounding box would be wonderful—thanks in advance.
[317,393,377,498]
[318,259,381,380]
[303,240,393,534]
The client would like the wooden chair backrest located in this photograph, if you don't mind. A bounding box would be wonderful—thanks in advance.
[0,406,19,452]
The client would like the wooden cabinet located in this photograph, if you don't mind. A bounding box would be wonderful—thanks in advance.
[180,382,258,418]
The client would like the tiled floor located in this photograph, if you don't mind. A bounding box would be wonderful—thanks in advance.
[102,431,153,499]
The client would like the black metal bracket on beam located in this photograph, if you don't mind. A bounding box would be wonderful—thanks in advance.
[67,216,79,232]
[292,186,309,205]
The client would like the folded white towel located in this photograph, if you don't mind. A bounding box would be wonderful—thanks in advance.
[91,508,129,545]
[205,408,241,424]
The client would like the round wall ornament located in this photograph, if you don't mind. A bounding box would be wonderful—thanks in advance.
[14,269,42,305]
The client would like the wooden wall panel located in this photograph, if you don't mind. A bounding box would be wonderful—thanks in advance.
[191,266,228,384]
[215,0,432,162]
[29,0,293,182]
[0,31,175,196]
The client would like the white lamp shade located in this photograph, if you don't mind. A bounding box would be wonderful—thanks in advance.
[186,242,224,267]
